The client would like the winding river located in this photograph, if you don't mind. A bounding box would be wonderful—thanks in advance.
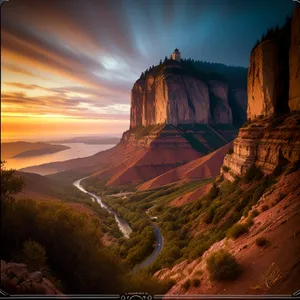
[73,178,133,238]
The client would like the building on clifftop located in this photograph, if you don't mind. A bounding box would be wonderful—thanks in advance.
[171,48,181,61]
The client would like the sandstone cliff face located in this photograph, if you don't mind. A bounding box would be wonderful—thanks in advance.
[247,41,280,120]
[130,66,246,128]
[222,113,300,179]
[289,5,300,111]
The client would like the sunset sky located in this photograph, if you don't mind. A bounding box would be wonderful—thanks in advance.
[1,0,295,141]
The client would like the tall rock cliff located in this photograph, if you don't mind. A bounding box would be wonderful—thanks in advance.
[247,19,291,120]
[289,5,300,111]
[130,60,247,128]
[222,5,300,179]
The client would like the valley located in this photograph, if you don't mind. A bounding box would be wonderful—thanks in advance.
[1,2,300,297]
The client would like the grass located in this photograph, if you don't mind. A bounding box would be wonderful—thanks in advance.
[253,262,281,291]
[206,249,242,281]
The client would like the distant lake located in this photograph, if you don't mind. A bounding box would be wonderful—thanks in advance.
[4,143,116,171]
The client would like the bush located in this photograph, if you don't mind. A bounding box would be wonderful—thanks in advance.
[255,237,267,247]
[227,148,234,155]
[243,165,263,183]
[285,160,300,175]
[206,249,242,281]
[227,223,248,239]
[262,205,269,212]
[182,279,191,290]
[21,240,47,271]
[250,210,259,218]
[191,278,201,287]
[222,166,230,172]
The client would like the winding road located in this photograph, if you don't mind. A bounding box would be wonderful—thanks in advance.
[73,177,164,268]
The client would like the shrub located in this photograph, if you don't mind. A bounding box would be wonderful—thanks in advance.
[262,205,269,212]
[222,166,230,172]
[250,210,259,218]
[285,160,300,175]
[227,148,234,155]
[243,165,263,183]
[182,279,191,290]
[255,237,267,247]
[245,217,254,227]
[206,249,242,281]
[227,223,248,239]
[21,240,47,271]
[191,278,201,287]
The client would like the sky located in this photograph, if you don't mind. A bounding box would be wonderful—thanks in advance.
[1,0,295,141]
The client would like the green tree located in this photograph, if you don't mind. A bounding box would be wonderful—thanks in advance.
[1,161,24,203]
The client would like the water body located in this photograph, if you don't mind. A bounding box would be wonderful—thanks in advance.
[73,178,133,238]
[4,143,115,170]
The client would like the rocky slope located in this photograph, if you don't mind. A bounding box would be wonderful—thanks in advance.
[155,170,300,295]
[154,5,300,295]
[1,261,62,294]
[138,142,233,191]
[130,61,247,128]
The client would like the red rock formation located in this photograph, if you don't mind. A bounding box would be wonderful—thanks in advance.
[289,4,300,111]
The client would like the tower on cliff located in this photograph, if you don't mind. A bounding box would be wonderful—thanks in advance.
[171,48,181,61]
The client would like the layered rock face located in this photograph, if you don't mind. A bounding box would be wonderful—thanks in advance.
[222,113,300,179]
[289,5,300,111]
[130,65,245,128]
[222,6,300,179]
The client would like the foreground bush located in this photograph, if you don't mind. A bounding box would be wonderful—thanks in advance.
[226,223,249,239]
[21,240,47,271]
[206,249,242,281]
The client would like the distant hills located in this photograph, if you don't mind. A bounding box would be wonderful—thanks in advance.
[45,136,120,145]
[1,142,70,160]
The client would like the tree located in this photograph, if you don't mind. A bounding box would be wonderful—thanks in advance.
[159,59,162,65]
[164,56,168,63]
[1,161,24,203]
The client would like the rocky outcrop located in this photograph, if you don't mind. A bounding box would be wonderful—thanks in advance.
[222,112,300,178]
[1,260,62,294]
[130,64,246,128]
[289,5,300,111]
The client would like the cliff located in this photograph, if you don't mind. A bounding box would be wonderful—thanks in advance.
[222,6,300,179]
[289,5,300,111]
[130,60,247,128]
[247,19,291,120]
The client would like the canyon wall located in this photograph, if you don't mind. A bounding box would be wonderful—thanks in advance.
[289,5,300,111]
[222,5,300,179]
[130,65,247,128]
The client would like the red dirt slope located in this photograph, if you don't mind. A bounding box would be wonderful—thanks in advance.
[138,142,233,191]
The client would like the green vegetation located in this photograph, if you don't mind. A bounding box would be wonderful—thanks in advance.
[222,165,230,172]
[227,148,234,155]
[250,210,259,218]
[182,279,191,290]
[262,205,269,212]
[255,237,268,247]
[206,249,242,281]
[243,164,263,183]
[285,159,300,175]
[227,223,249,239]
[1,163,169,294]
[20,240,47,271]
[191,278,201,287]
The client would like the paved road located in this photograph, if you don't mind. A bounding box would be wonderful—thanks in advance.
[139,222,164,268]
